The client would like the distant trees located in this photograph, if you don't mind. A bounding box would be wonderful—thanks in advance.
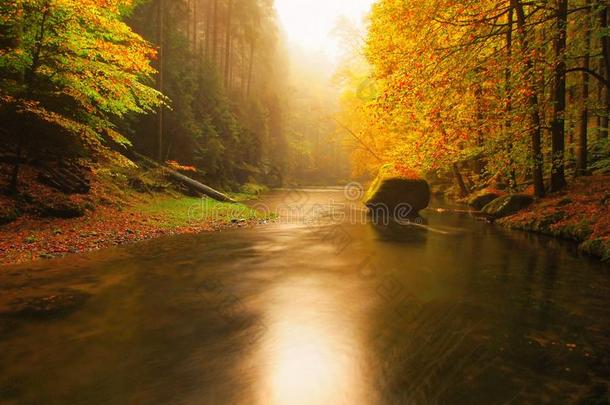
[341,0,610,194]
[127,0,288,188]
[0,0,291,192]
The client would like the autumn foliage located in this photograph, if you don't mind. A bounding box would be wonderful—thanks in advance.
[340,0,610,195]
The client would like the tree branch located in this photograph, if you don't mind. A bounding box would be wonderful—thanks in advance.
[566,67,609,88]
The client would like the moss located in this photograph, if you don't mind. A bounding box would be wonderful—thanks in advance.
[364,164,430,214]
[482,194,534,218]
[534,211,567,233]
[579,238,610,262]
[468,192,502,210]
[559,220,593,241]
[0,207,19,225]
[240,182,269,197]
[136,197,272,229]
[38,199,85,219]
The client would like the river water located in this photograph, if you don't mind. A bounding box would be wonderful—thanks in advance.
[1,188,609,404]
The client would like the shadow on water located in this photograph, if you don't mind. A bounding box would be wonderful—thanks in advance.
[0,189,609,404]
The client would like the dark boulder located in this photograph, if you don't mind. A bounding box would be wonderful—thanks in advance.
[482,194,534,219]
[0,206,19,225]
[364,165,431,217]
[37,162,91,194]
[468,192,502,211]
[39,198,86,219]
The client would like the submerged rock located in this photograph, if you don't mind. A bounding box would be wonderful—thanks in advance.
[468,192,502,211]
[482,194,534,219]
[6,291,90,319]
[364,165,431,217]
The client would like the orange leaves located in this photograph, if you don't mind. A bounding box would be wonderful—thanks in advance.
[166,161,197,173]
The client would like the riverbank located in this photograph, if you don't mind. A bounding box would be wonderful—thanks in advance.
[0,195,269,266]
[497,173,610,263]
[0,160,271,266]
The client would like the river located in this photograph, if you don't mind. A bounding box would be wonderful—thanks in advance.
[1,188,609,404]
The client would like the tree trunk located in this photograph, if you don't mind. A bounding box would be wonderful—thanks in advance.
[186,0,191,50]
[452,164,469,197]
[247,39,255,97]
[157,0,165,162]
[577,0,591,175]
[598,57,604,137]
[132,152,235,203]
[212,0,219,63]
[9,136,22,194]
[513,0,545,197]
[474,67,485,176]
[205,0,212,59]
[550,0,568,191]
[600,0,610,138]
[193,0,198,52]
[505,4,517,188]
[224,0,233,88]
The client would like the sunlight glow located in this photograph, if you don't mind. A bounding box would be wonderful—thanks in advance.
[274,0,376,63]
[257,278,369,405]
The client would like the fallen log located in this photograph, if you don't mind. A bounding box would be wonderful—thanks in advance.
[131,152,236,203]
[165,168,236,203]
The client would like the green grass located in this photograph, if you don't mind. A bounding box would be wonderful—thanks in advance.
[136,196,272,228]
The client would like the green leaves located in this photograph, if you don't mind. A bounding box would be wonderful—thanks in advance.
[0,0,162,149]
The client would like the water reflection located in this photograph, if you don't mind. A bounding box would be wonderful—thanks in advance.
[257,277,370,405]
[0,190,609,404]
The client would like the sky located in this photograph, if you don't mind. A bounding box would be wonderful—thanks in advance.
[274,0,375,65]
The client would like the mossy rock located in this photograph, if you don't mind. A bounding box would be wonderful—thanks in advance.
[6,291,90,319]
[0,206,19,225]
[468,192,502,211]
[533,211,567,234]
[364,164,431,216]
[579,238,610,262]
[482,194,534,219]
[128,175,168,193]
[39,199,86,219]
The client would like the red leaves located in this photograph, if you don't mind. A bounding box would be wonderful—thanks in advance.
[166,160,197,173]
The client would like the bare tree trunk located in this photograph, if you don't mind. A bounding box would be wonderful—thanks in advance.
[9,137,22,194]
[157,0,165,162]
[577,0,591,175]
[452,164,469,197]
[598,58,604,137]
[205,0,212,59]
[474,67,485,176]
[224,0,233,88]
[505,4,517,188]
[247,39,255,97]
[212,0,218,63]
[186,0,191,50]
[550,0,568,191]
[600,0,610,138]
[193,0,198,52]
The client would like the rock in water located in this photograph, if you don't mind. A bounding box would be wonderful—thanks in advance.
[468,192,502,211]
[364,165,431,217]
[482,194,534,219]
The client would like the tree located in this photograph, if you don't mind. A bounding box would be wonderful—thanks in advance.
[550,0,568,191]
[340,0,610,197]
[0,0,162,191]
[577,0,592,175]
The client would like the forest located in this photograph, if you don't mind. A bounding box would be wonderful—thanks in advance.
[340,0,610,196]
[1,1,610,404]
[0,0,345,196]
